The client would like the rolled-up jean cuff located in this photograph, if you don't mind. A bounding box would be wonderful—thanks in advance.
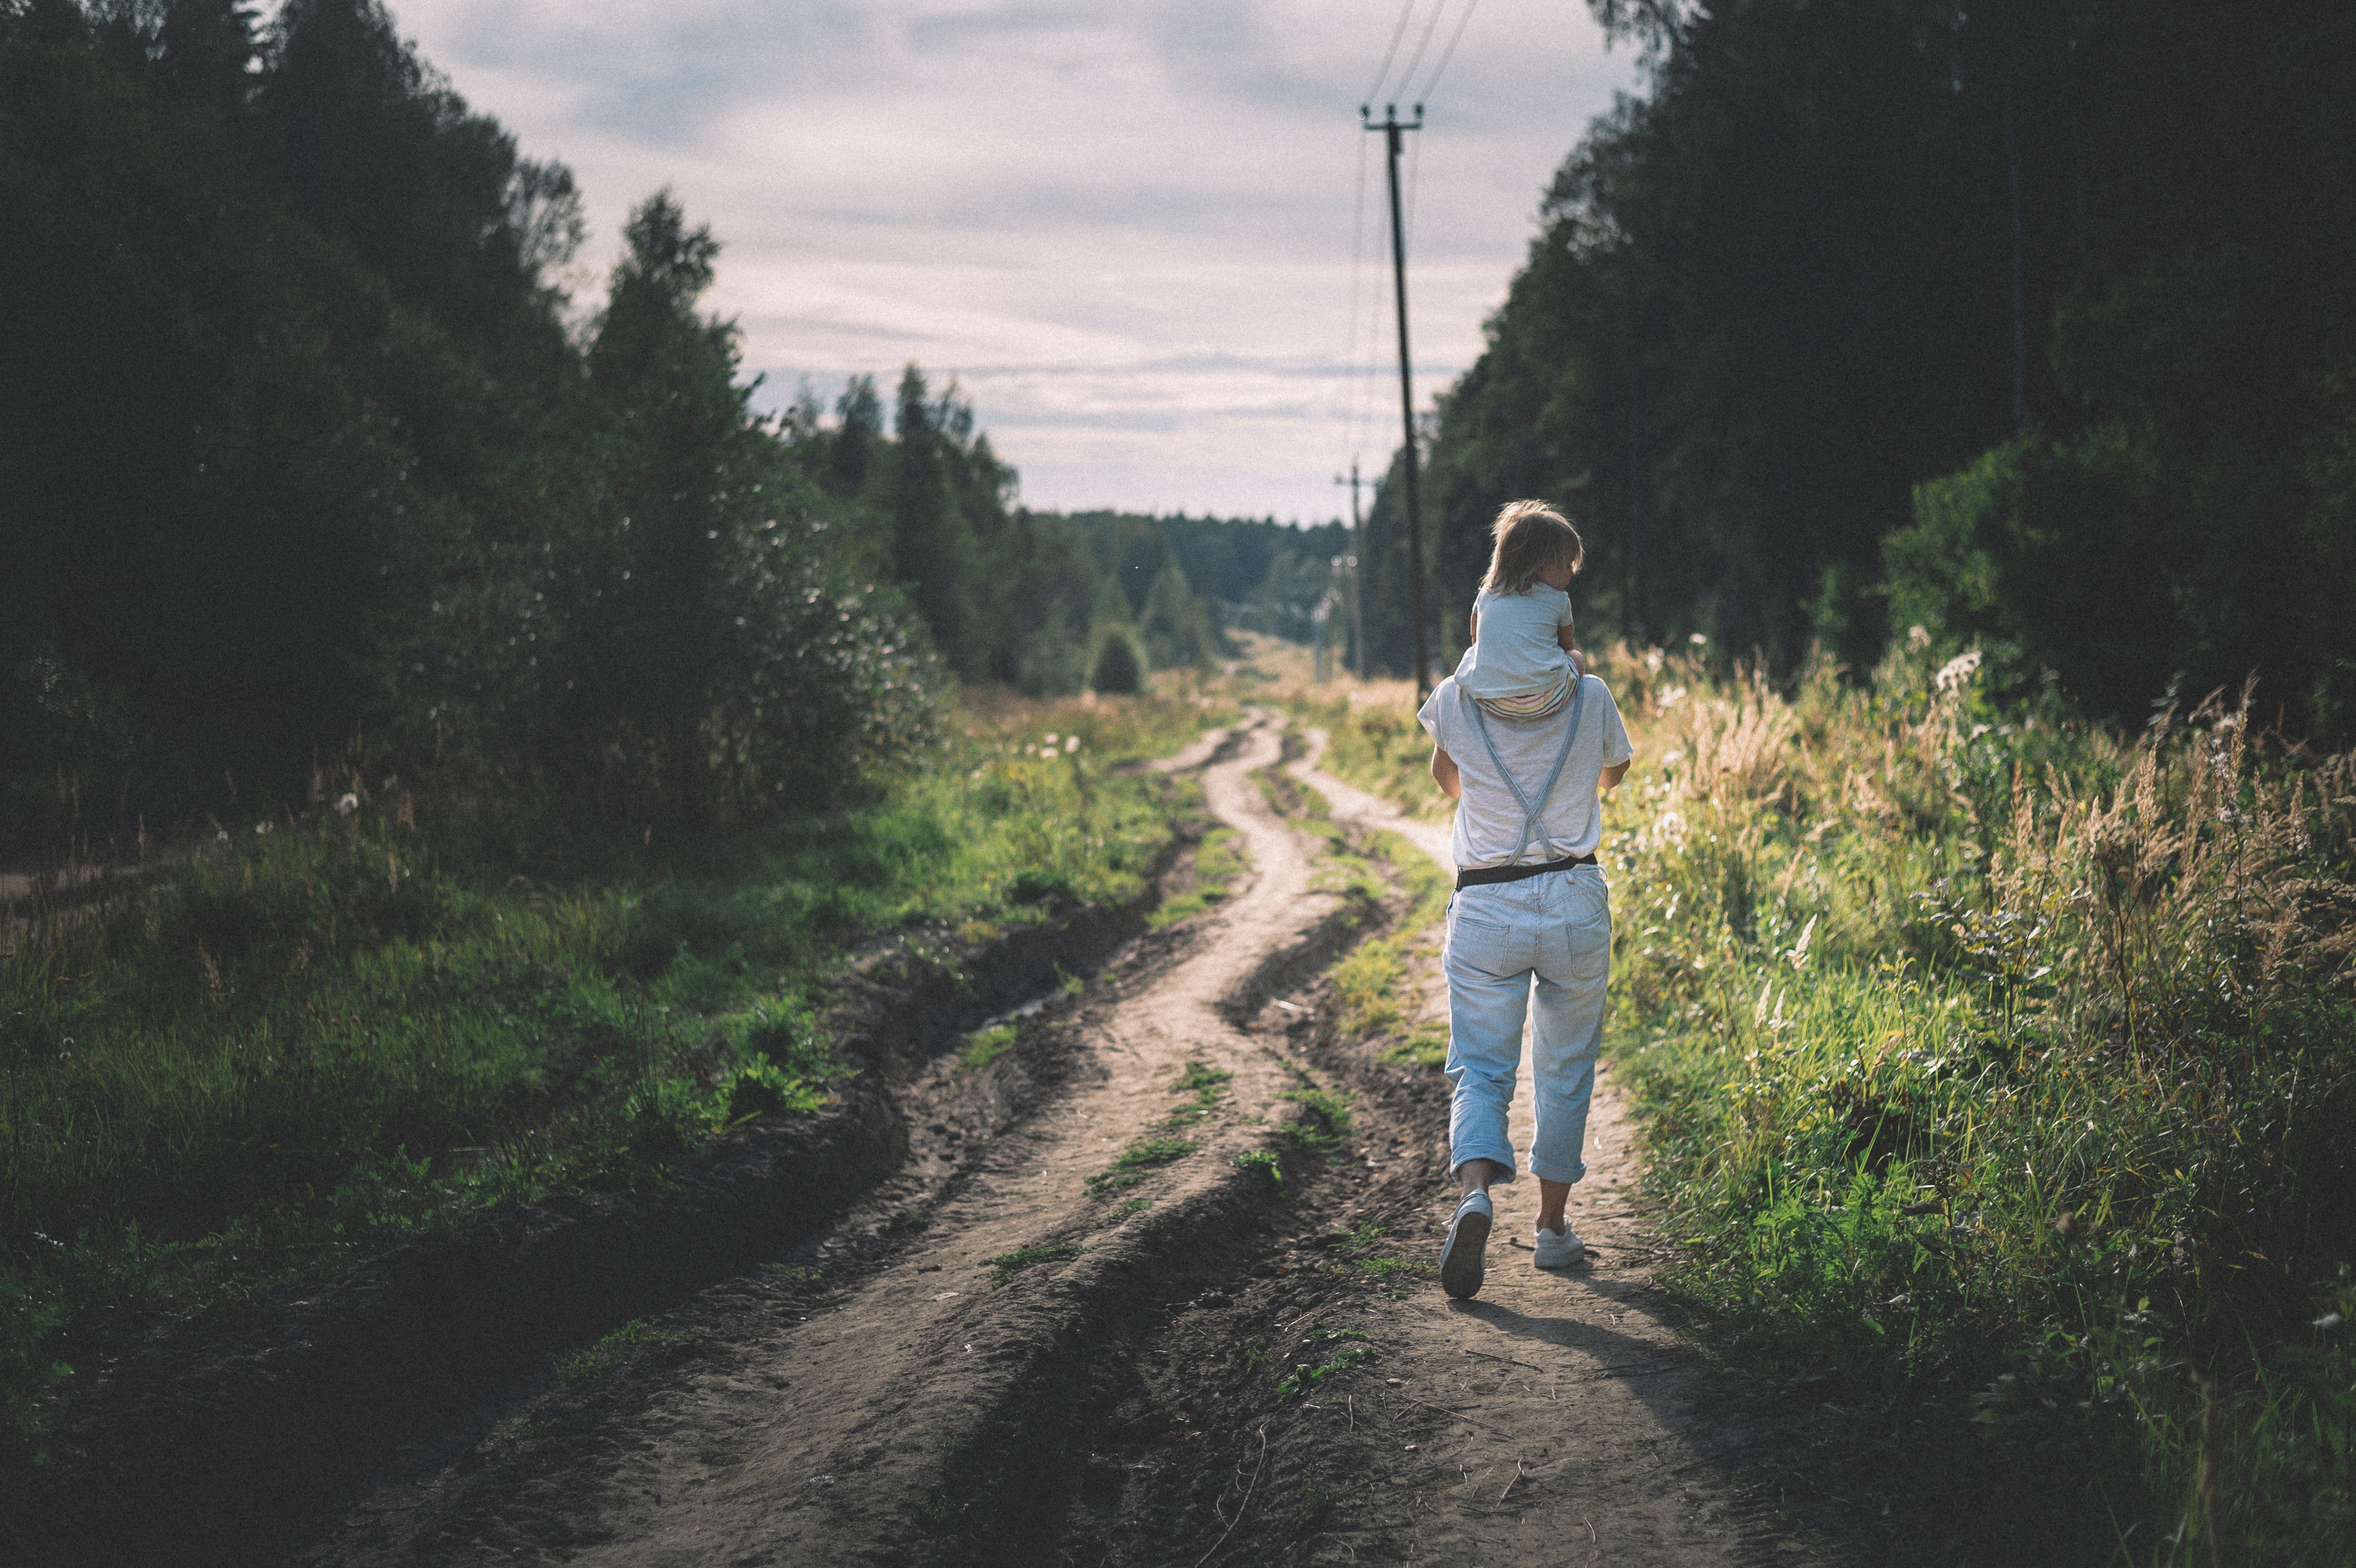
[1450,1143,1518,1183]
[1527,1157,1586,1185]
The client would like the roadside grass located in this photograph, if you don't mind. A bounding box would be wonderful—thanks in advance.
[1276,1327,1374,1396]
[1165,1060,1233,1130]
[0,690,1231,1460]
[1145,826,1248,928]
[553,1317,688,1384]
[1325,833,1452,1068]
[1287,689,1450,822]
[983,1242,1086,1287]
[957,1024,1019,1073]
[1085,1137,1200,1196]
[1322,646,2356,1561]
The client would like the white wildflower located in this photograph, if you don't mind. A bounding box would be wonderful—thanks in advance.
[336,793,359,816]
[1934,649,1982,694]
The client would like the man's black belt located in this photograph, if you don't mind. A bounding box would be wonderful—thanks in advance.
[1454,852,1597,890]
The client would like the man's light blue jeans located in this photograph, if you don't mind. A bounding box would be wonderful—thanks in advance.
[1442,865,1612,1185]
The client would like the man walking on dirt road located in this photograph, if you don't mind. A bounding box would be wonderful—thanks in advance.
[1418,642,1631,1300]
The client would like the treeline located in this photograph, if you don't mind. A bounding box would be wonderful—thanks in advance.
[0,0,1331,860]
[1360,0,2356,736]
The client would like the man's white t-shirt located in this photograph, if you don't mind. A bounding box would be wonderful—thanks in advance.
[1418,674,1633,869]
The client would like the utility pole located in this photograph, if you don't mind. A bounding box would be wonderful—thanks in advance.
[1333,460,1367,679]
[1364,102,1429,698]
[1627,381,1645,645]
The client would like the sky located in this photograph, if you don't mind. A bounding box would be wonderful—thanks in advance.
[387,1,1643,525]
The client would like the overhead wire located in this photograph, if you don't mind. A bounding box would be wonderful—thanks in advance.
[1344,123,1371,461]
[1415,0,1479,103]
[1394,0,1450,106]
[1363,0,1417,106]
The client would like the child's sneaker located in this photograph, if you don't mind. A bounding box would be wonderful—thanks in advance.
[1533,1222,1585,1268]
[1439,1191,1494,1299]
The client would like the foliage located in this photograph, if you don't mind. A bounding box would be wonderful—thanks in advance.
[1361,0,2356,736]
[0,689,1215,1460]
[1275,1328,1373,1396]
[1594,643,2356,1561]
[957,1024,1018,1074]
[1233,1149,1283,1187]
[1313,647,2356,1557]
[1085,1138,1200,1197]
[983,1242,1085,1287]
[1146,828,1248,929]
[553,1317,687,1384]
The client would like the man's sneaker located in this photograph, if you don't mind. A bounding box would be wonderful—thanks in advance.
[1439,1191,1494,1299]
[1533,1223,1585,1268]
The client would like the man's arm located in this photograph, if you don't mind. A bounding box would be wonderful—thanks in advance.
[1601,759,1629,791]
[1431,743,1462,800]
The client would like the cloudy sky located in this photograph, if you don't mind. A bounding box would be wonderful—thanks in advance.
[389,1,1641,523]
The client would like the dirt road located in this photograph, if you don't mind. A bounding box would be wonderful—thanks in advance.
[288,710,1813,1567]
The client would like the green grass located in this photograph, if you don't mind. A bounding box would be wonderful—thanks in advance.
[1233,1148,1282,1186]
[1276,1074,1355,1161]
[982,1242,1086,1287]
[1332,644,2356,1560]
[957,1024,1018,1073]
[1085,1136,1200,1196]
[0,691,1229,1460]
[553,1317,688,1383]
[1145,826,1248,927]
[1164,1059,1232,1129]
[1323,832,1451,1061]
[1112,1198,1152,1220]
[1275,1327,1373,1395]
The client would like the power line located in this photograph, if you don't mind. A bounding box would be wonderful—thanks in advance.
[1395,0,1450,105]
[1415,0,1479,102]
[1363,0,1417,106]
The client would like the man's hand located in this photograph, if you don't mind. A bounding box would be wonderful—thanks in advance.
[1431,744,1462,800]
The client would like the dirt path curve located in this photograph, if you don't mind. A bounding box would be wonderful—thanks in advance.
[299,710,1346,1568]
[1287,734,1814,1565]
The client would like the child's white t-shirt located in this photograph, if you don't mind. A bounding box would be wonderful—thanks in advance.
[1451,585,1574,699]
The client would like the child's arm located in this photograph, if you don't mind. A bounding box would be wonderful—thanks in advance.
[1557,623,1586,678]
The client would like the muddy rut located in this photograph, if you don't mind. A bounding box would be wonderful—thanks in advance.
[288,711,1818,1567]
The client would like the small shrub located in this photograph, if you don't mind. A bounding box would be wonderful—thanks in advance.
[1234,1148,1283,1186]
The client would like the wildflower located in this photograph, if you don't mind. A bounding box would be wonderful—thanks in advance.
[1689,632,1708,646]
[1908,624,1931,648]
[254,821,271,837]
[1934,650,1982,694]
[336,793,360,817]
[1064,736,1080,753]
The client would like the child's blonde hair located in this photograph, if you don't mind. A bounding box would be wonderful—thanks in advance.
[1480,501,1584,594]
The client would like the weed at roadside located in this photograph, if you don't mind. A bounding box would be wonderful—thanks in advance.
[554,1318,687,1384]
[983,1243,1086,1287]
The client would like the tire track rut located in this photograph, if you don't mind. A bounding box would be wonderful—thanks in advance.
[295,710,1347,1568]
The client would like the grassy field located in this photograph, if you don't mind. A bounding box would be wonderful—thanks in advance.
[1302,648,2356,1564]
[0,687,1233,1457]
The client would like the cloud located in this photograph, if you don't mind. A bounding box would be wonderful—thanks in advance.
[388,0,1638,522]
